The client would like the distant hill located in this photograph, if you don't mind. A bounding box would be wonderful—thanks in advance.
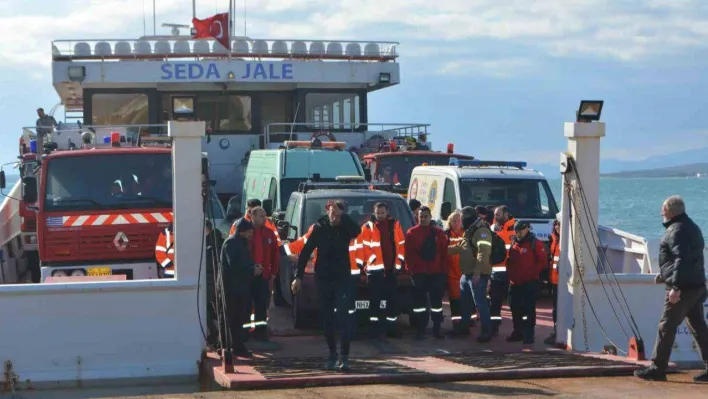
[602,163,708,178]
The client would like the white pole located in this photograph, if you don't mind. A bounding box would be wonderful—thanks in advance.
[193,0,196,19]
[152,0,156,35]
[243,0,247,36]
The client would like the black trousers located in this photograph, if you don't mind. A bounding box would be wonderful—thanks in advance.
[652,286,708,370]
[411,273,446,333]
[317,276,356,357]
[248,277,271,337]
[509,281,539,343]
[226,293,250,352]
[368,272,399,334]
[550,284,558,328]
[490,271,509,327]
[449,297,462,326]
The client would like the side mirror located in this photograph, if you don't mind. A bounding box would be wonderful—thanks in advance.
[22,176,38,203]
[363,168,372,181]
[273,211,286,221]
[262,199,274,216]
[276,220,290,241]
[440,201,452,221]
[0,170,5,189]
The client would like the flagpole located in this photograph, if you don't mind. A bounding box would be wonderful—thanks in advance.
[192,0,196,19]
[228,0,233,60]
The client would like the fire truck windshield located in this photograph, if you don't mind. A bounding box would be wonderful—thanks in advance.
[375,155,459,188]
[43,153,172,212]
[459,178,559,220]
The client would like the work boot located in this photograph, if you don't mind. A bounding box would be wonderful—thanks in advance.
[337,356,351,372]
[543,333,556,346]
[693,369,708,382]
[448,325,471,338]
[233,346,253,359]
[634,366,667,381]
[324,353,338,371]
[505,331,523,342]
[433,323,444,339]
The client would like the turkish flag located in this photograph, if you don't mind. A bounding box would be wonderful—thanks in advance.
[192,13,230,50]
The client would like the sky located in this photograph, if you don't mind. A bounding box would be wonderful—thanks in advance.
[2,0,708,168]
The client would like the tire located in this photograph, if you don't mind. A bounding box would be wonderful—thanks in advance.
[273,270,286,307]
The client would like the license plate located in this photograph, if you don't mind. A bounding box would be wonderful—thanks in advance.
[355,301,387,310]
[87,267,111,276]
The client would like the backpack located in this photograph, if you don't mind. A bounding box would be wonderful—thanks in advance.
[466,223,508,265]
[420,228,438,262]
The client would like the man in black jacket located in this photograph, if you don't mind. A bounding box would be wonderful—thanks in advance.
[291,200,362,372]
[220,219,263,358]
[205,219,224,349]
[635,195,708,382]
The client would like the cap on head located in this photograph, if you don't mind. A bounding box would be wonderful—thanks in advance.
[514,220,530,231]
[236,219,254,232]
[474,205,487,216]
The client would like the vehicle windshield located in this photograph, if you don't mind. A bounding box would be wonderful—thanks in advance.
[459,178,559,219]
[279,178,339,210]
[302,196,414,232]
[208,192,225,219]
[44,153,172,212]
[375,155,466,188]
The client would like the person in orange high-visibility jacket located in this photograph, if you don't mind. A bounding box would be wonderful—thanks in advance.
[155,223,175,278]
[240,206,280,342]
[444,210,470,334]
[544,218,561,346]
[489,205,515,335]
[229,199,282,246]
[358,202,406,339]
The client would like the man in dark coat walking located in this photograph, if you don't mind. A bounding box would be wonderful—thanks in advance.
[635,195,708,382]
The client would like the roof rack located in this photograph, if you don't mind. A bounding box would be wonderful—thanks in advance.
[449,159,527,169]
[297,178,392,193]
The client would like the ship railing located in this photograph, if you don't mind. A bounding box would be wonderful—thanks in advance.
[262,122,431,150]
[20,123,170,153]
[51,38,399,63]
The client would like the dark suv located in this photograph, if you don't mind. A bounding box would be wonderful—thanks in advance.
[272,181,415,329]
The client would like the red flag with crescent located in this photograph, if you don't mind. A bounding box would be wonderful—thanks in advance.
[192,13,230,50]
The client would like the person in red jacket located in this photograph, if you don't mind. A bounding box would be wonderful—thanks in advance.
[404,206,449,339]
[241,206,280,342]
[506,220,547,345]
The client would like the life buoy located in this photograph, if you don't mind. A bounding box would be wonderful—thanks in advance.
[311,131,336,142]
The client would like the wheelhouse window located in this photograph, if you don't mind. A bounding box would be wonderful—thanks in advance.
[305,93,361,130]
[459,178,559,219]
[375,155,460,188]
[197,94,252,133]
[44,153,172,212]
[92,93,149,126]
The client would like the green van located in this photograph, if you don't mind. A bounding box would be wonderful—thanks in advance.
[239,140,365,216]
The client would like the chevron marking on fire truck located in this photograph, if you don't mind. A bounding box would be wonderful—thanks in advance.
[60,213,174,227]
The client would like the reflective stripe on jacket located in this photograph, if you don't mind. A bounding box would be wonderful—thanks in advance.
[491,218,515,273]
[359,218,406,273]
[445,229,464,299]
[549,232,560,285]
[155,224,175,276]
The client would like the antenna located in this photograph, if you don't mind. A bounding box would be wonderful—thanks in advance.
[152,0,156,35]
[142,0,147,36]
[243,0,247,36]
[289,102,301,142]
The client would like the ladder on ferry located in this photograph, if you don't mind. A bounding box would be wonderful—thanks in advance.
[62,99,83,124]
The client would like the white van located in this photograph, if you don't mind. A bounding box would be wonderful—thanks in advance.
[407,159,559,242]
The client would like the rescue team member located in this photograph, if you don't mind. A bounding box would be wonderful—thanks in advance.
[220,219,263,358]
[450,206,493,342]
[379,163,401,185]
[155,223,175,278]
[404,206,449,340]
[544,218,561,346]
[506,221,547,345]
[229,199,281,245]
[291,200,362,372]
[635,195,708,382]
[359,202,406,339]
[205,219,224,349]
[489,205,515,336]
[239,206,280,342]
[444,210,469,334]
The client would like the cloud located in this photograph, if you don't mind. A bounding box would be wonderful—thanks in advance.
[438,58,534,78]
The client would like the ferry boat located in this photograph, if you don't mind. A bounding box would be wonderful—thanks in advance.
[0,22,706,395]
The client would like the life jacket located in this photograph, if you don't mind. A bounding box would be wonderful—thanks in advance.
[229,214,281,246]
[359,217,406,274]
[490,218,515,273]
[549,231,561,285]
[283,224,363,276]
[445,228,465,299]
[155,224,175,277]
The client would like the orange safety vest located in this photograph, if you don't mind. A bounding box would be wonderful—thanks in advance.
[155,224,175,277]
[359,218,406,273]
[490,218,515,273]
[445,229,465,299]
[283,224,363,276]
[229,214,282,246]
[549,232,561,285]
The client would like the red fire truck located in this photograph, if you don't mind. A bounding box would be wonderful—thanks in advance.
[1,128,174,282]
